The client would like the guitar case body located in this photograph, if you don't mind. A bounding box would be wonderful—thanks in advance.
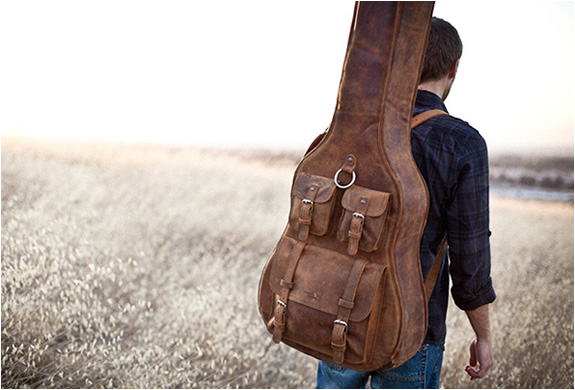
[258,1,435,371]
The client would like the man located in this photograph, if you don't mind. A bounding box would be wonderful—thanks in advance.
[317,17,496,389]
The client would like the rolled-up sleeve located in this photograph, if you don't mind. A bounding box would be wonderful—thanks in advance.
[447,132,496,311]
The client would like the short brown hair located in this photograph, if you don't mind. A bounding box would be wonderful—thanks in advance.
[420,17,463,83]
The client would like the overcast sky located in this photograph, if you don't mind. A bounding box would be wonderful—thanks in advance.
[1,1,573,154]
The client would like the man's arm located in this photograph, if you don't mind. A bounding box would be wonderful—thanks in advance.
[464,304,493,380]
[443,130,495,380]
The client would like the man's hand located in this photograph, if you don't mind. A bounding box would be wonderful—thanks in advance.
[465,337,493,380]
[464,304,493,380]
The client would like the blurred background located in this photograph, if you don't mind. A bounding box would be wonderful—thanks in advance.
[1,2,573,388]
[1,0,573,154]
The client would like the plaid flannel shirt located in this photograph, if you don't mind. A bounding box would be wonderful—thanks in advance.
[411,90,496,346]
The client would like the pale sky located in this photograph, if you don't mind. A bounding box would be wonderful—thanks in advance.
[1,1,573,154]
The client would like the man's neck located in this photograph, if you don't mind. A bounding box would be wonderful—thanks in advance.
[419,60,458,101]
[418,80,448,101]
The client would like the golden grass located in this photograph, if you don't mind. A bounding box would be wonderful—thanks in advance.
[2,138,573,388]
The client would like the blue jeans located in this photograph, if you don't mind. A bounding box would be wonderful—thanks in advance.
[316,344,444,389]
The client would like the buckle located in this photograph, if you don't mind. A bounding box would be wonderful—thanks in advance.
[273,299,288,344]
[274,299,287,328]
[334,319,348,330]
[352,213,365,229]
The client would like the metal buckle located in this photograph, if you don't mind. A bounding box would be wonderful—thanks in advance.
[334,319,348,329]
[302,199,314,206]
[277,299,287,308]
[352,212,365,226]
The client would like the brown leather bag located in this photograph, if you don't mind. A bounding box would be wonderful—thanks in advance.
[257,2,446,372]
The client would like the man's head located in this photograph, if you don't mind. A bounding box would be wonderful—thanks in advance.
[419,17,463,100]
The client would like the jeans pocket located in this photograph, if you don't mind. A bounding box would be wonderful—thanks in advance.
[371,344,444,389]
[373,345,426,386]
[317,361,370,389]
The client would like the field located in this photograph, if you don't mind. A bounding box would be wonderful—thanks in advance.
[2,138,573,388]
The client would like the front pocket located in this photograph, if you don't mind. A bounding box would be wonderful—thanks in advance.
[268,237,386,365]
[289,173,337,240]
[338,185,392,255]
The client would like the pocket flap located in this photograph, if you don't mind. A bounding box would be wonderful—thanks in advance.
[341,186,391,217]
[292,173,336,204]
[270,238,385,323]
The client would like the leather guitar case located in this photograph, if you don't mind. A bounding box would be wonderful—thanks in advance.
[257,1,438,371]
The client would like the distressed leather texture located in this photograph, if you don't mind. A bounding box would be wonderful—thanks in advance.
[258,1,439,371]
[338,185,392,255]
[289,173,337,240]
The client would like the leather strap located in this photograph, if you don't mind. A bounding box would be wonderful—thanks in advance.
[331,259,368,364]
[347,197,369,256]
[424,238,447,302]
[335,155,357,189]
[341,154,357,175]
[273,241,306,343]
[298,185,320,240]
[411,109,449,302]
[410,109,448,129]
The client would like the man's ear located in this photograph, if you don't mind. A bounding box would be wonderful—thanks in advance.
[448,59,459,79]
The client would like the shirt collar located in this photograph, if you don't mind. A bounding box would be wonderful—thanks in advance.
[414,89,448,114]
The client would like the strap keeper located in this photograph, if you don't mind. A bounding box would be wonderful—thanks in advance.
[338,298,355,310]
[280,279,294,289]
[348,230,362,240]
[331,340,346,351]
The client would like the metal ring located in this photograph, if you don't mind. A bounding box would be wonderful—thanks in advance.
[334,169,356,189]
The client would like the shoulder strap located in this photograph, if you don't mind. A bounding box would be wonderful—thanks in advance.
[410,108,449,301]
[424,238,447,301]
[410,109,448,129]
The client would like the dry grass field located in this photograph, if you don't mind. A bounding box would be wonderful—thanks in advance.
[2,138,573,389]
